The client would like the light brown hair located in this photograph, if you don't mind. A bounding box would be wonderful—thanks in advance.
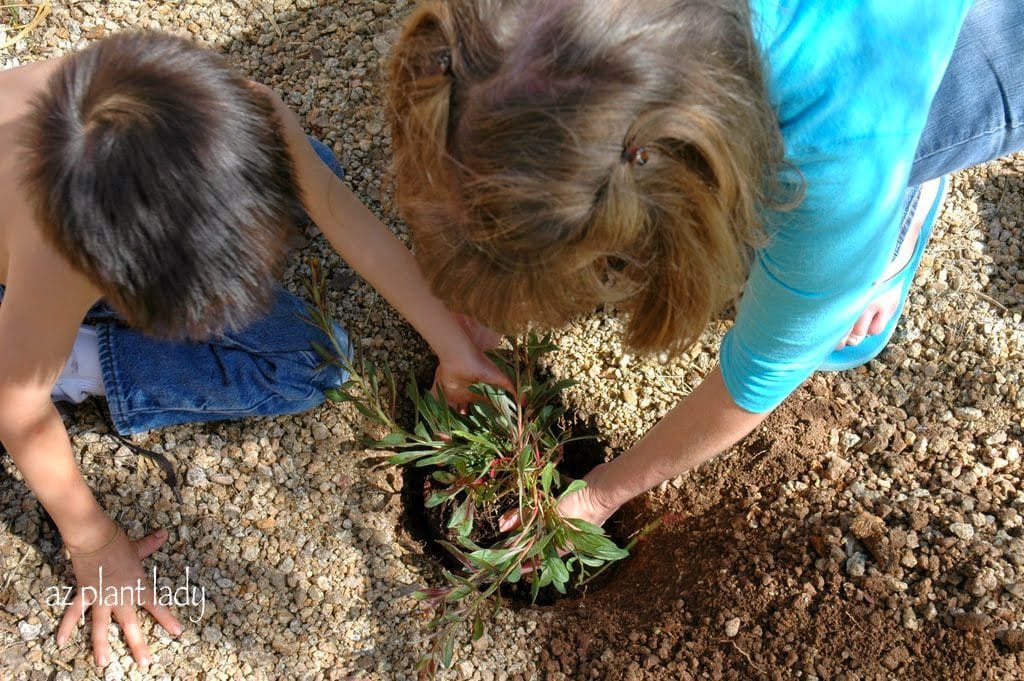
[389,0,791,354]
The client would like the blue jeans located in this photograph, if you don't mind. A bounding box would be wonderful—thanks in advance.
[90,137,350,434]
[892,0,1023,276]
[910,0,1024,185]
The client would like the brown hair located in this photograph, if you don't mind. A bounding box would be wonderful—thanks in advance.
[21,31,299,339]
[389,0,793,354]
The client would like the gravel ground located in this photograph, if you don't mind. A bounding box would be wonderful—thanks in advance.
[2,2,1023,680]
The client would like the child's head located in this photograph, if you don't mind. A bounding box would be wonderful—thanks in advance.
[390,0,787,354]
[21,31,299,339]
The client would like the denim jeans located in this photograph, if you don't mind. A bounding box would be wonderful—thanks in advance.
[890,0,1023,278]
[3,136,351,435]
[909,0,1024,185]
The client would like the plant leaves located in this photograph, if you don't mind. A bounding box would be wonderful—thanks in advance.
[323,388,347,403]
[416,655,435,673]
[447,498,471,533]
[375,432,407,448]
[445,585,473,602]
[543,555,570,584]
[565,518,607,536]
[558,479,587,500]
[469,548,512,568]
[388,449,436,466]
[433,470,457,484]
[567,530,630,562]
[441,633,456,668]
[307,312,600,672]
[309,340,333,362]
[540,462,554,493]
[437,541,474,570]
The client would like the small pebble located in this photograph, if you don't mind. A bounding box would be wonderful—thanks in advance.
[846,553,866,578]
[954,407,983,422]
[724,618,741,638]
[949,523,975,541]
[18,620,42,641]
[953,612,992,632]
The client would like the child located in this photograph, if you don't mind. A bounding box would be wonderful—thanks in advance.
[387,1,1022,525]
[0,31,507,668]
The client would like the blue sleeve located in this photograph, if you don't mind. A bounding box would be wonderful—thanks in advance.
[722,1,973,413]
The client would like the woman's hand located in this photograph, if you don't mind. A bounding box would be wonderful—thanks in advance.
[498,464,621,533]
[554,463,621,527]
[498,464,620,573]
[56,522,182,669]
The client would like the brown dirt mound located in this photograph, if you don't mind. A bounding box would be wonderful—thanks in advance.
[532,391,1023,680]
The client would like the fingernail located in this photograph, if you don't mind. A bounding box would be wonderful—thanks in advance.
[56,634,66,647]
[97,654,108,667]
[140,655,150,667]
[172,624,183,636]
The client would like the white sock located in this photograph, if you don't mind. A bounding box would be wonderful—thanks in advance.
[52,325,105,404]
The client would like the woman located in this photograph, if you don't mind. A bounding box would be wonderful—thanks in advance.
[387,0,1022,526]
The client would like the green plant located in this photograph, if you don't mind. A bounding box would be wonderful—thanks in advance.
[301,261,630,675]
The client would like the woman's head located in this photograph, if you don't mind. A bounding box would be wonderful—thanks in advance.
[390,0,787,354]
[22,31,299,339]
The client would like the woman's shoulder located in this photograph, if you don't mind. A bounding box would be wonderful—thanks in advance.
[752,0,972,244]
[751,1,972,59]
[753,0,973,140]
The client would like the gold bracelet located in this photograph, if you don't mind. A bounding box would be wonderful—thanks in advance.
[64,525,120,561]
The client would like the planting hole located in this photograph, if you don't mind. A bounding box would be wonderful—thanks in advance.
[399,413,639,606]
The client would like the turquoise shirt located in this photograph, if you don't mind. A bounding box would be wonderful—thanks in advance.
[720,0,974,413]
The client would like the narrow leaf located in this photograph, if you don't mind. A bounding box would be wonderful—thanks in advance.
[442,634,456,668]
[558,479,587,500]
[375,432,406,448]
[323,388,347,403]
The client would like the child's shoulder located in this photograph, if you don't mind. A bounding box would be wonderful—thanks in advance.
[0,218,101,367]
[0,57,66,286]
[0,131,98,328]
[0,121,29,289]
[0,57,61,126]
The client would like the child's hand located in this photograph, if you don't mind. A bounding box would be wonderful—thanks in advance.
[452,313,503,352]
[433,314,512,409]
[434,349,514,410]
[56,523,182,669]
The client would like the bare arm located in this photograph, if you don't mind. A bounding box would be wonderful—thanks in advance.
[0,244,113,551]
[294,151,476,362]
[0,233,180,667]
[564,366,770,524]
[259,84,511,400]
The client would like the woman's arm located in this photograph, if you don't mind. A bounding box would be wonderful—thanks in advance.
[561,366,770,525]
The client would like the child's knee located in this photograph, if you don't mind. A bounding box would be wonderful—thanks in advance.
[304,320,352,393]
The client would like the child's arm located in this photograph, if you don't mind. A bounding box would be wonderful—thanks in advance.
[0,239,179,668]
[260,84,511,402]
